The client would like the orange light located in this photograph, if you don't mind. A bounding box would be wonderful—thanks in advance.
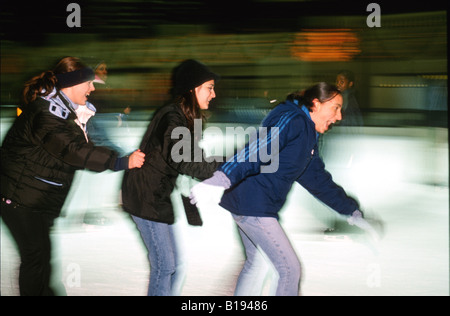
[17,107,22,116]
[290,29,361,62]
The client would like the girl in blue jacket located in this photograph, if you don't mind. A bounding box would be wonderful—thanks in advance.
[190,82,377,296]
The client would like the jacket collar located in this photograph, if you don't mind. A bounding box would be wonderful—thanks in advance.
[287,100,319,140]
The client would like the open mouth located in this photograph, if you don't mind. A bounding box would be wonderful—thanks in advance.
[326,122,335,131]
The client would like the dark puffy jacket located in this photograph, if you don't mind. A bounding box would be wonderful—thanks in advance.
[121,103,221,225]
[1,92,121,216]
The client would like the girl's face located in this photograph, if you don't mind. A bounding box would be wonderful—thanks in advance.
[62,80,96,105]
[310,94,343,134]
[195,80,216,110]
[95,63,108,82]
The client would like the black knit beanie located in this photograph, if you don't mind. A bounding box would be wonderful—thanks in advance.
[56,67,95,88]
[172,59,220,95]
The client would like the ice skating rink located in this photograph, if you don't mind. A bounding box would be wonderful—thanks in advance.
[1,119,448,296]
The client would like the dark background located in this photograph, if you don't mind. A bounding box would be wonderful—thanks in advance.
[1,0,447,126]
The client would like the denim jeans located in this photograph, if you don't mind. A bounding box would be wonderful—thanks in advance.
[232,214,301,296]
[131,216,185,296]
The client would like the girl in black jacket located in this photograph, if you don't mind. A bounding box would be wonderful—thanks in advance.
[0,57,145,296]
[121,59,221,296]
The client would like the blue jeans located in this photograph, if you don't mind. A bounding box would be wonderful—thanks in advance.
[131,216,185,296]
[232,214,301,296]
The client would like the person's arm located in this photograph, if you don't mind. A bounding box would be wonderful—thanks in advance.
[296,148,358,216]
[160,111,221,180]
[190,111,305,205]
[296,151,381,240]
[36,109,143,172]
[219,111,303,186]
[113,149,145,170]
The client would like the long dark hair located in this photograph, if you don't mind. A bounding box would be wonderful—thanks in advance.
[22,57,87,105]
[286,82,341,111]
[173,91,204,131]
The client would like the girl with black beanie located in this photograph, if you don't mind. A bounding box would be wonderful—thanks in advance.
[121,59,222,296]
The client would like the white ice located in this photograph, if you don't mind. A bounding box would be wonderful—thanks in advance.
[1,119,448,296]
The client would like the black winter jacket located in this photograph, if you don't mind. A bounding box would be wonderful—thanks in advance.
[1,91,122,216]
[121,103,221,225]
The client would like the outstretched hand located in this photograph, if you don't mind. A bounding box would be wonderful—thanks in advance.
[128,149,145,169]
[347,210,384,243]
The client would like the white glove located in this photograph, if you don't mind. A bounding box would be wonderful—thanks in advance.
[347,210,382,242]
[189,171,231,206]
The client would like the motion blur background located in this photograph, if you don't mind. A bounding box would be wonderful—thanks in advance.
[1,0,447,120]
[1,0,448,296]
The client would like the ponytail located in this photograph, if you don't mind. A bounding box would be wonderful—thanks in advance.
[23,70,57,105]
[22,56,90,105]
[286,82,341,111]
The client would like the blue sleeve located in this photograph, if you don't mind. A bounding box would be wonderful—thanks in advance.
[296,150,359,216]
[114,156,129,171]
[219,111,301,186]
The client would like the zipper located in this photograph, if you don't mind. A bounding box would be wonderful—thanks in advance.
[298,148,315,177]
[34,176,63,187]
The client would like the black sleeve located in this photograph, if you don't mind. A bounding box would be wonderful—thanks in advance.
[158,111,221,180]
[35,110,119,172]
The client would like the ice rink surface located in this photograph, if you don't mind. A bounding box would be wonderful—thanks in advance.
[1,119,448,296]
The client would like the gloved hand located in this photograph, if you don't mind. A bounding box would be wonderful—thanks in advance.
[189,171,231,206]
[347,210,383,242]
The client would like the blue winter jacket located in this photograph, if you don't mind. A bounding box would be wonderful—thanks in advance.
[219,100,358,219]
